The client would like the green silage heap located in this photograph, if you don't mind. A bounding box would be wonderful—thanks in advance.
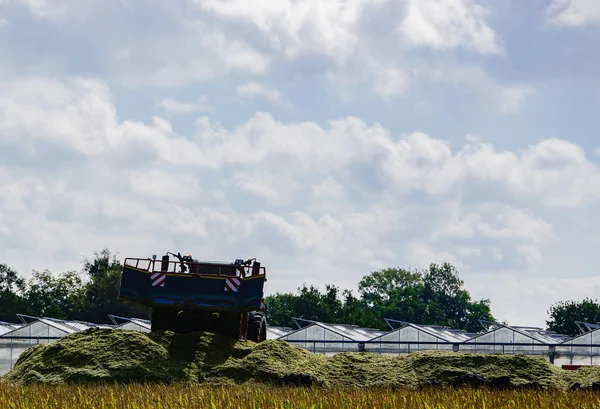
[4,328,600,389]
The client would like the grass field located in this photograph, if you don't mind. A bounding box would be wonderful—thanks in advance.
[1,383,600,409]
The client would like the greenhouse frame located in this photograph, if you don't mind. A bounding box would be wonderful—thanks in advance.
[275,318,386,355]
[4,314,600,375]
[365,319,476,355]
[555,322,600,367]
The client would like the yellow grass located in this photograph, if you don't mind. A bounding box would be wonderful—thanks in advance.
[1,383,600,409]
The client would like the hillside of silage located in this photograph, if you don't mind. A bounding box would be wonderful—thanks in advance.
[4,328,600,389]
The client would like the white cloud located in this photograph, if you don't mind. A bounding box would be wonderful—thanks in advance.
[371,64,409,100]
[440,204,555,243]
[397,0,503,54]
[159,96,212,114]
[423,64,535,115]
[407,242,462,268]
[546,0,600,27]
[312,177,346,201]
[232,171,294,205]
[0,77,117,156]
[6,0,67,19]
[495,85,536,115]
[1,76,599,328]
[461,136,600,207]
[129,169,203,199]
[516,245,544,268]
[194,0,388,62]
[236,82,284,104]
[0,0,532,112]
[466,273,600,327]
[0,77,595,208]
[0,0,598,332]
[111,20,270,87]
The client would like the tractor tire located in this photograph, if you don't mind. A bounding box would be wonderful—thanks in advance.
[151,307,178,332]
[246,311,267,343]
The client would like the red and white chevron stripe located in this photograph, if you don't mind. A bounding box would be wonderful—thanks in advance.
[224,277,241,292]
[151,272,166,287]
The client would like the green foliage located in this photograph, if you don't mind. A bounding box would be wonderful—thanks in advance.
[0,248,149,324]
[266,263,495,332]
[23,270,86,320]
[546,298,600,337]
[422,263,494,333]
[262,293,298,328]
[0,263,27,321]
[3,250,591,337]
[265,283,353,328]
[78,248,150,323]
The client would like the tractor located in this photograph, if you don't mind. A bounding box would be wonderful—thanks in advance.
[118,252,268,342]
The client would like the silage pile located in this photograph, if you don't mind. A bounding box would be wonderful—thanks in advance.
[4,328,600,389]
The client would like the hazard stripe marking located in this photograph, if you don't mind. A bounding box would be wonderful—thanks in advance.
[224,277,241,292]
[151,272,166,287]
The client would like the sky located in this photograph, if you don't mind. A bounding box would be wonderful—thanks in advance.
[1,0,600,329]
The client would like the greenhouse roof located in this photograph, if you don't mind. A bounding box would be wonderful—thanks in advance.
[382,319,476,343]
[462,323,569,344]
[289,319,386,341]
[0,324,20,336]
[266,326,295,339]
[323,323,386,341]
[40,317,114,332]
[116,318,151,331]
[0,318,73,339]
[36,318,82,334]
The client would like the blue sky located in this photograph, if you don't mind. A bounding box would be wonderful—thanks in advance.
[1,0,600,328]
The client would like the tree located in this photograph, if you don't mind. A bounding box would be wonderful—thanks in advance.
[354,263,495,332]
[294,284,344,323]
[354,267,425,329]
[265,284,366,327]
[546,298,600,337]
[264,292,298,328]
[79,248,150,323]
[358,267,423,305]
[2,251,499,332]
[338,289,368,325]
[0,263,28,321]
[422,263,495,332]
[23,269,86,319]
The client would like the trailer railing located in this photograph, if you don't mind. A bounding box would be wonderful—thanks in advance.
[123,258,266,278]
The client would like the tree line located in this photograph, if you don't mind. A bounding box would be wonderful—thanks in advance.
[0,249,150,324]
[0,247,596,337]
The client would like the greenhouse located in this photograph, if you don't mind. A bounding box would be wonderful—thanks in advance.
[555,322,600,366]
[0,315,129,375]
[0,317,81,376]
[459,322,566,356]
[266,326,294,340]
[364,319,475,355]
[0,322,22,336]
[275,318,385,355]
[3,312,600,374]
[108,315,152,333]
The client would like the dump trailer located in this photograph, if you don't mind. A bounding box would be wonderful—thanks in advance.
[118,252,267,342]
